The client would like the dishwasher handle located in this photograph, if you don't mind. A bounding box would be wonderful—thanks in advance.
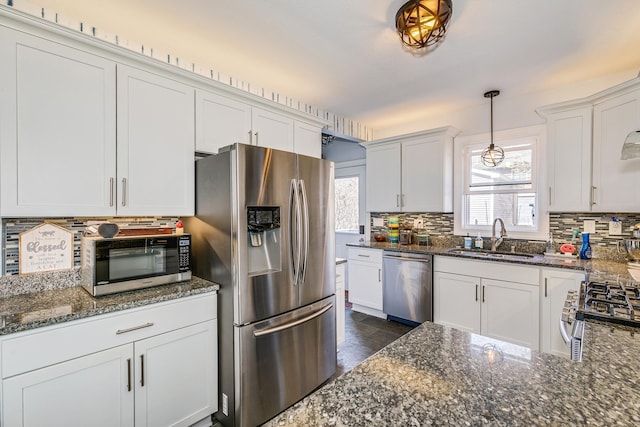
[383,253,431,263]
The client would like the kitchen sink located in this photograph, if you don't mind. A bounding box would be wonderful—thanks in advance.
[447,248,537,261]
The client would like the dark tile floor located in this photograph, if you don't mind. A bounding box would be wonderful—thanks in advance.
[331,307,415,380]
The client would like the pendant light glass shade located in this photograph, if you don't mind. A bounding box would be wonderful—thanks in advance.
[395,0,453,49]
[621,130,640,160]
[481,90,504,167]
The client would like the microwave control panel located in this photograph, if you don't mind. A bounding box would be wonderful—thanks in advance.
[178,235,191,272]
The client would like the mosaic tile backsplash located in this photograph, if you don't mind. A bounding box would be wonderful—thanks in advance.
[2,217,178,276]
[370,212,640,261]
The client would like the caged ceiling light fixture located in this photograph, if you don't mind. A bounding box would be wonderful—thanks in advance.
[395,0,453,50]
[481,90,505,167]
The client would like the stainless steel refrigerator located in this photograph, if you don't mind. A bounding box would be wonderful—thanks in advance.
[185,143,336,427]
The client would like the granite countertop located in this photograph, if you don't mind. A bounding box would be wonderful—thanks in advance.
[0,277,219,336]
[348,242,632,278]
[265,320,640,426]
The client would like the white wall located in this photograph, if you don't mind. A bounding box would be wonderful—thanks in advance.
[375,68,639,139]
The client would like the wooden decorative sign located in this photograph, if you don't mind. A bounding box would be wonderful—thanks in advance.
[19,223,74,275]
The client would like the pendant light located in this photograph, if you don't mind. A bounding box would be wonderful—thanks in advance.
[621,130,640,160]
[481,90,504,167]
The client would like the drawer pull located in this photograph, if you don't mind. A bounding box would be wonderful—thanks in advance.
[357,254,370,258]
[116,322,154,335]
[127,358,132,392]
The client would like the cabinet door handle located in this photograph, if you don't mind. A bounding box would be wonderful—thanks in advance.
[544,278,548,298]
[109,177,115,207]
[248,130,253,144]
[378,268,381,282]
[255,131,259,146]
[482,285,485,303]
[591,186,597,205]
[127,358,132,392]
[396,194,400,208]
[475,284,478,301]
[401,194,405,208]
[548,186,552,206]
[116,322,154,335]
[121,178,127,207]
[140,354,145,387]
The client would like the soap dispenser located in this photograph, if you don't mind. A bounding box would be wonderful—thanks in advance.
[475,233,483,249]
[579,233,592,260]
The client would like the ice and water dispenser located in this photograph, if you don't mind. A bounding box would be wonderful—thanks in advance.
[247,206,282,275]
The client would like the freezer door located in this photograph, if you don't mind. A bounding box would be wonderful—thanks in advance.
[235,145,299,324]
[235,296,336,427]
[297,154,335,306]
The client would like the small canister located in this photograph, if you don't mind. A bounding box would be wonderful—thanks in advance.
[399,229,412,245]
[388,217,399,243]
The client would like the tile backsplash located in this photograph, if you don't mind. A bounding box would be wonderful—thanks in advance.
[2,217,178,276]
[370,211,640,260]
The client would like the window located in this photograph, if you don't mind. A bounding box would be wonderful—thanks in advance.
[454,125,547,240]
[334,162,365,234]
[335,176,360,232]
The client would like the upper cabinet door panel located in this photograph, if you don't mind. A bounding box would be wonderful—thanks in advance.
[116,65,195,216]
[251,107,294,152]
[402,137,451,212]
[0,28,117,216]
[366,144,401,212]
[592,89,640,212]
[293,121,321,158]
[195,89,251,154]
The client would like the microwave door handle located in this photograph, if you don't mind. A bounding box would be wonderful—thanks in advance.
[298,179,309,285]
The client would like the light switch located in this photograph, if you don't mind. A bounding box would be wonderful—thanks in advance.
[583,220,596,234]
[373,217,384,227]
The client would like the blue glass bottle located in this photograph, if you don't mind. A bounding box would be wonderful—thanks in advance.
[579,233,592,260]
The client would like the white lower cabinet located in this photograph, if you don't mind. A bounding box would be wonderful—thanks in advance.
[434,256,540,350]
[347,247,385,319]
[540,268,584,358]
[3,344,133,427]
[336,262,346,345]
[1,293,217,427]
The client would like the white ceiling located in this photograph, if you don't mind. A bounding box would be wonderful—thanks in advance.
[31,0,640,133]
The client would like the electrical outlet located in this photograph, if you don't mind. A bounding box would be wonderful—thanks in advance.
[583,220,596,234]
[373,217,384,227]
[609,221,623,236]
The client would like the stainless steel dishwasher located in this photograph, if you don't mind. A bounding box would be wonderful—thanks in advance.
[382,251,433,325]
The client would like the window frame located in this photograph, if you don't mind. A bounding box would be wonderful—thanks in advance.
[334,159,366,235]
[453,125,548,240]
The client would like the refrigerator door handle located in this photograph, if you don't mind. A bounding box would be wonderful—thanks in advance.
[298,179,309,285]
[289,179,302,285]
[253,303,333,337]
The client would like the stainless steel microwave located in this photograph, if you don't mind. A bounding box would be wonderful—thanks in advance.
[81,234,192,296]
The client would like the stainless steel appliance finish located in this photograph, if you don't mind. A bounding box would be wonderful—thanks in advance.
[382,251,433,324]
[560,275,640,361]
[185,143,335,427]
[80,234,192,296]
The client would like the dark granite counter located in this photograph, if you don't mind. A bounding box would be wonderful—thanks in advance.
[265,320,640,426]
[348,242,632,278]
[0,277,219,335]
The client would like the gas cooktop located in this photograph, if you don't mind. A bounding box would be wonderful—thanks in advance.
[577,278,640,327]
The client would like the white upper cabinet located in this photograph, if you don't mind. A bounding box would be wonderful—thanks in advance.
[0,27,117,217]
[195,90,322,157]
[592,88,640,212]
[250,106,295,152]
[538,77,640,213]
[294,120,322,158]
[365,127,457,212]
[116,65,195,216]
[538,105,592,212]
[195,89,252,154]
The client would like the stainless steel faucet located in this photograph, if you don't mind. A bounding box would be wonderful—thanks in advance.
[491,218,507,251]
